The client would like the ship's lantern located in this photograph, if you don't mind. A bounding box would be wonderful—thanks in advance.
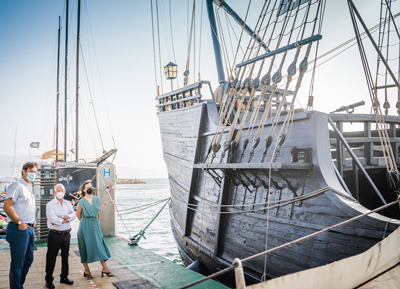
[164,62,177,80]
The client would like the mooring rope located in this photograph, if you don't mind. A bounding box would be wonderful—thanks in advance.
[178,197,400,289]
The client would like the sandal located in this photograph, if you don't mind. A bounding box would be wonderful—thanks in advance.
[83,271,93,279]
[101,270,115,277]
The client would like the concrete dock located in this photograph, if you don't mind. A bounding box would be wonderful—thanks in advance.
[0,235,228,289]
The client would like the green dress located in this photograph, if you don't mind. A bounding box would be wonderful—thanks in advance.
[77,196,111,263]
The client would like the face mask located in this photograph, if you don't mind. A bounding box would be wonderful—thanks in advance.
[86,188,93,195]
[26,172,36,182]
[56,192,65,199]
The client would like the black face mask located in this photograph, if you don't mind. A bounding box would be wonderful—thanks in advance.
[86,188,93,195]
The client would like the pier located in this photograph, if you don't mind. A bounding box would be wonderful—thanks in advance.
[0,220,228,289]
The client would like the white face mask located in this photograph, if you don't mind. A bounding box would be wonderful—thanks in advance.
[56,192,65,199]
[27,172,36,182]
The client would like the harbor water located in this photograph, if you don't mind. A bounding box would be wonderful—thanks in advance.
[114,178,182,265]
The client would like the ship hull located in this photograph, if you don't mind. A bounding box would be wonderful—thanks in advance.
[157,100,400,284]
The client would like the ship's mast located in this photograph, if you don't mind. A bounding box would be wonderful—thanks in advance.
[11,128,17,178]
[56,16,61,163]
[205,0,225,84]
[64,0,69,162]
[75,0,81,162]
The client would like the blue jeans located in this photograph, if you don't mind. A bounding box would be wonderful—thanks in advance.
[5,224,35,289]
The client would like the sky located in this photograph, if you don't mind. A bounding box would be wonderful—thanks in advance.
[0,0,399,179]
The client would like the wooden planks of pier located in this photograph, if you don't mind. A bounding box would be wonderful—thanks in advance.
[0,245,140,289]
[0,236,228,289]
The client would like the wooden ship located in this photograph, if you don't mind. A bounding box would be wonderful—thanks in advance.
[154,0,400,285]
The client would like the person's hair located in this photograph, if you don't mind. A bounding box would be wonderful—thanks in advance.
[21,162,38,176]
[80,180,91,198]
[54,183,64,192]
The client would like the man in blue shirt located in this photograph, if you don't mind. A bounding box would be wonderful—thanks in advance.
[3,162,38,289]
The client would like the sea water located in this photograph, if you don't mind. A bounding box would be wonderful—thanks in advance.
[114,178,182,265]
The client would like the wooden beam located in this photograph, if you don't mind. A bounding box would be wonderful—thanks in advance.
[329,113,400,123]
[236,34,322,68]
[352,159,359,200]
[335,121,344,177]
[364,121,373,165]
[184,103,207,237]
[193,162,312,170]
[156,80,209,99]
[156,94,201,108]
[213,174,230,258]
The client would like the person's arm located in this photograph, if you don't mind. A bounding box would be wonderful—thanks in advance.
[3,199,19,223]
[4,186,30,230]
[66,202,76,222]
[46,202,64,226]
[76,203,82,220]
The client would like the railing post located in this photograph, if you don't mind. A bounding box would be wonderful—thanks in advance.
[389,122,398,163]
[352,160,359,201]
[328,117,387,205]
[364,121,373,164]
[336,121,344,176]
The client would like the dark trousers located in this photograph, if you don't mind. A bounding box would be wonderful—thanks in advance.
[45,230,71,283]
[5,224,35,289]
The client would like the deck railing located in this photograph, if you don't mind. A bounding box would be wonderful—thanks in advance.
[329,114,400,203]
[156,81,214,112]
[329,114,400,171]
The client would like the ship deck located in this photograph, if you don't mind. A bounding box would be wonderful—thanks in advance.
[0,220,228,289]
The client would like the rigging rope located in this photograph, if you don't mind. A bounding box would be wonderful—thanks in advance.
[215,7,231,78]
[80,43,106,154]
[82,1,116,149]
[229,0,253,79]
[275,0,324,148]
[156,0,164,94]
[169,0,179,88]
[151,0,159,95]
[198,0,204,81]
[348,1,399,183]
[185,0,196,86]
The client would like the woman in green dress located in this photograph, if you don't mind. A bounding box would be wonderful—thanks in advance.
[76,181,114,279]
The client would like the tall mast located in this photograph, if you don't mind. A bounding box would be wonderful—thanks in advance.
[64,0,69,162]
[12,128,17,178]
[56,16,61,163]
[206,0,225,84]
[75,0,81,162]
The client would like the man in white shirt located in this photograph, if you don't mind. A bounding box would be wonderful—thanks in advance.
[45,184,76,288]
[4,162,37,289]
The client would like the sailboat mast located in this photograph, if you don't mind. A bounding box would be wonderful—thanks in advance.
[12,128,17,178]
[56,16,61,163]
[64,0,69,162]
[75,0,81,162]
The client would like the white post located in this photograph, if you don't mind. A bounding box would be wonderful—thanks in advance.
[233,258,247,289]
[98,163,116,237]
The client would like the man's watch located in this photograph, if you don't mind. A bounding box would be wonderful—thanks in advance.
[17,220,22,225]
